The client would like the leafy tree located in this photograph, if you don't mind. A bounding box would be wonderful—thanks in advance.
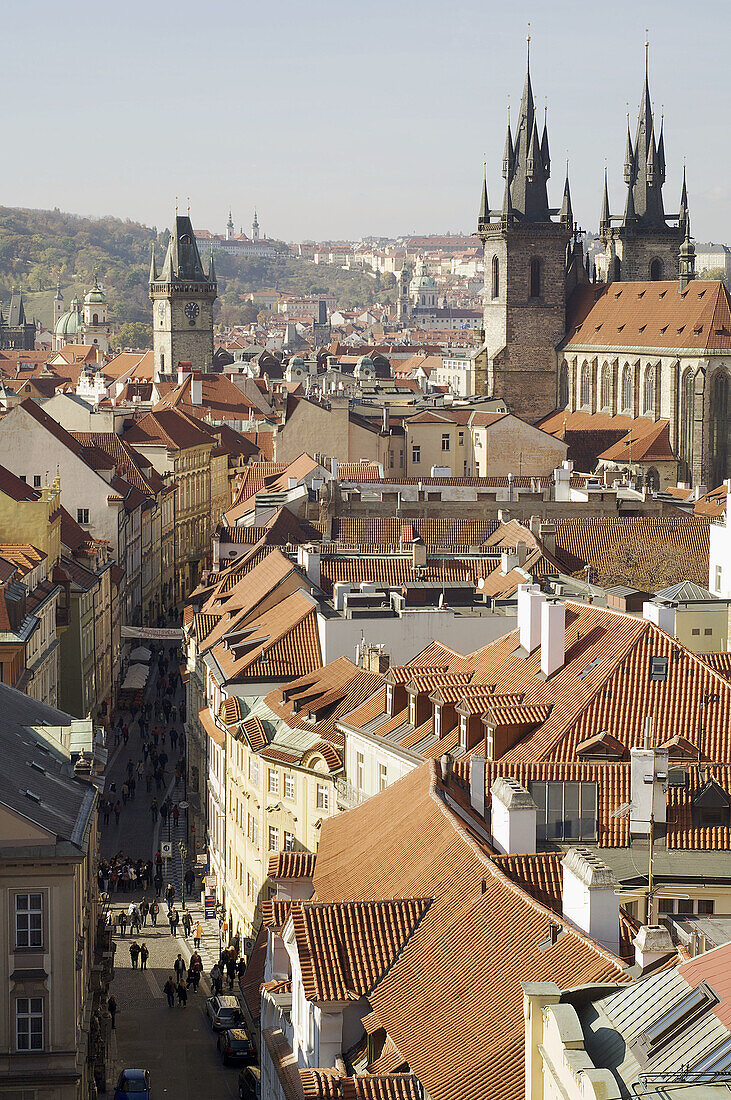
[112,321,152,349]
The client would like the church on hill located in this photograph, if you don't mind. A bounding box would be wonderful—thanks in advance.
[478,43,729,489]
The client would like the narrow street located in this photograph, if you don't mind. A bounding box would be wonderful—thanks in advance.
[99,643,240,1099]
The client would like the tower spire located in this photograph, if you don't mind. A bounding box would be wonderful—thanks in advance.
[559,162,573,229]
[679,163,689,234]
[478,162,489,227]
[502,105,513,179]
[149,244,157,283]
[679,208,695,292]
[541,101,550,178]
[600,164,611,231]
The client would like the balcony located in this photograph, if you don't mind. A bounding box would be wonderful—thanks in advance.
[335,777,366,810]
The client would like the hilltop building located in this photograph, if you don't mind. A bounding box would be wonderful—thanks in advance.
[195,210,278,259]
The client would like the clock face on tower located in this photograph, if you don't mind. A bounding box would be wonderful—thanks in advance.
[184,302,200,325]
[157,301,165,320]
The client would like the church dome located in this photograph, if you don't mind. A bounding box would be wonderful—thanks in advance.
[84,285,106,305]
[289,355,305,368]
[409,271,437,292]
[356,355,374,370]
[55,309,81,337]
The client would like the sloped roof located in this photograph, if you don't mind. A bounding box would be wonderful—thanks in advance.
[565,280,731,352]
[598,419,675,462]
[124,408,215,450]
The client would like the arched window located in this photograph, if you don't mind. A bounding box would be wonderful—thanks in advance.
[491,255,499,299]
[530,258,541,298]
[600,364,611,410]
[92,313,98,325]
[646,467,660,491]
[680,370,695,481]
[580,362,591,407]
[559,362,569,408]
[643,367,654,414]
[621,364,633,412]
[711,370,730,486]
[650,258,663,281]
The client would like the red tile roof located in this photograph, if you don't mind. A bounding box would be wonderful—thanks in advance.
[268,852,317,881]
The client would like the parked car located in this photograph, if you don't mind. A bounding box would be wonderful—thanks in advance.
[114,1068,151,1099]
[238,1066,261,1100]
[217,1028,255,1066]
[205,994,243,1031]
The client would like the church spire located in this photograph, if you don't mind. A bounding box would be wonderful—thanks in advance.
[502,107,514,180]
[600,165,610,231]
[540,104,550,178]
[149,244,157,283]
[626,39,667,225]
[209,251,217,284]
[623,114,634,184]
[657,112,666,184]
[679,209,696,291]
[478,163,489,227]
[679,164,689,234]
[560,164,573,229]
[506,36,551,222]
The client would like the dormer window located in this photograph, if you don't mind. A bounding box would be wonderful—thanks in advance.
[460,714,468,750]
[386,684,394,715]
[409,695,416,726]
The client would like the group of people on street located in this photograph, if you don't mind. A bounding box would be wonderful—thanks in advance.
[209,946,246,994]
[106,897,163,934]
[163,948,203,1007]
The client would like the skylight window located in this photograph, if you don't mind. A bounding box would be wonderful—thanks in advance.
[649,655,669,682]
[638,291,646,298]
[636,981,717,1056]
[577,657,602,680]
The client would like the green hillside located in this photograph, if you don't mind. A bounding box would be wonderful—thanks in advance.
[0,206,388,340]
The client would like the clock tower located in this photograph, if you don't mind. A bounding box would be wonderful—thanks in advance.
[149,214,217,381]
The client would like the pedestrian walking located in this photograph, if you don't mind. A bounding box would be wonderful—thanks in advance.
[193,921,203,950]
[164,976,176,1008]
[154,872,163,898]
[210,963,223,995]
[140,943,149,970]
[108,994,118,1029]
[182,910,192,937]
[176,980,188,1007]
[150,900,159,926]
[117,911,127,936]
[237,956,246,981]
[150,799,158,823]
[130,909,141,935]
[190,951,202,991]
[129,941,140,969]
[165,883,175,910]
[121,782,129,806]
[128,776,136,800]
[174,953,186,982]
[226,955,236,990]
[168,906,177,937]
[140,898,149,926]
[184,866,195,897]
[114,800,121,825]
[102,799,111,826]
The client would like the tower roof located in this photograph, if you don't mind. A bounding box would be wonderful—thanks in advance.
[500,41,552,223]
[8,291,26,328]
[624,45,667,227]
[157,215,209,284]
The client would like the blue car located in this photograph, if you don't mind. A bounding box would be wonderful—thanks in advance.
[114,1068,151,1099]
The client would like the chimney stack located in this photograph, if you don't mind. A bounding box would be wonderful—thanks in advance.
[561,848,620,955]
[633,925,675,972]
[490,777,537,855]
[630,745,669,837]
[518,583,544,655]
[501,550,519,575]
[297,544,321,588]
[540,599,566,677]
[642,599,676,636]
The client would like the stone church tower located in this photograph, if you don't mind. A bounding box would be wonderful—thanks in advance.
[478,44,586,422]
[599,47,686,282]
[149,214,217,381]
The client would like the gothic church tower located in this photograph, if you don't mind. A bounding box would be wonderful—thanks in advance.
[149,214,217,381]
[478,43,583,422]
[599,46,686,282]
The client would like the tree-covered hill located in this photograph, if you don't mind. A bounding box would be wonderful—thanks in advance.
[0,206,386,339]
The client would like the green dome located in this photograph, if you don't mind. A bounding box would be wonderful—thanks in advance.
[84,287,106,305]
[55,309,81,337]
[357,355,374,369]
[410,273,436,290]
[289,355,305,368]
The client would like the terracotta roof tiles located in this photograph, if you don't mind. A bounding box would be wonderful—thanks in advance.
[268,852,317,882]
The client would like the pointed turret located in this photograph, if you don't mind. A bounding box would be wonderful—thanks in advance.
[646,125,657,185]
[624,176,637,224]
[502,111,514,179]
[208,251,217,284]
[600,166,611,231]
[540,106,550,178]
[623,118,634,184]
[678,210,696,291]
[149,245,157,283]
[478,166,489,227]
[506,41,551,223]
[626,42,666,224]
[678,164,689,234]
[657,115,666,184]
[560,166,573,229]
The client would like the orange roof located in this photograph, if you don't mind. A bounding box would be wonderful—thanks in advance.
[198,705,225,747]
[598,419,675,462]
[565,280,731,352]
[268,852,317,881]
[313,762,628,1100]
[288,897,432,1001]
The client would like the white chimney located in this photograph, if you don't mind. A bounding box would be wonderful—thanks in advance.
[540,599,566,678]
[642,599,676,636]
[501,550,519,575]
[297,544,321,587]
[633,924,675,972]
[561,848,620,955]
[470,756,486,818]
[630,746,669,836]
[516,541,528,567]
[191,375,203,405]
[518,584,544,655]
[332,582,351,612]
[490,777,537,855]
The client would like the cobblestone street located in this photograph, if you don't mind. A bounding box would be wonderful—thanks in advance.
[99,644,238,1098]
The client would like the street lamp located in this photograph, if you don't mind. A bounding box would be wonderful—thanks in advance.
[179,841,187,910]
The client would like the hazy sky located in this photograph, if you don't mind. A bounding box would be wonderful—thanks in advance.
[2,0,726,242]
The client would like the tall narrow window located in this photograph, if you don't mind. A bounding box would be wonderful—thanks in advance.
[600,364,611,410]
[680,370,695,480]
[711,371,730,485]
[491,254,500,299]
[530,258,541,298]
[621,365,633,413]
[650,258,663,281]
[580,362,591,407]
[643,367,655,414]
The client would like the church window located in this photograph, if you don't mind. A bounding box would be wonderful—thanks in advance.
[711,371,730,486]
[580,362,591,407]
[92,314,98,325]
[680,370,695,480]
[600,365,611,410]
[559,362,569,408]
[621,365,633,413]
[643,368,655,415]
[650,259,663,281]
[491,255,499,299]
[530,258,542,299]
